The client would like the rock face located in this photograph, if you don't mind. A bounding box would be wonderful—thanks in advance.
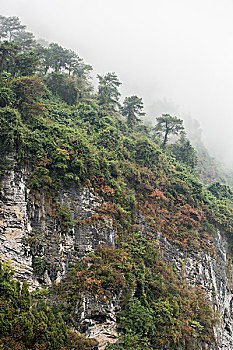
[0,155,34,285]
[0,157,116,288]
[160,232,233,350]
[137,215,233,350]
[80,293,120,350]
[1,158,233,349]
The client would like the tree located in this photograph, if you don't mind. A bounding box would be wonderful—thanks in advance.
[167,132,197,169]
[46,72,78,105]
[49,43,70,72]
[0,107,24,153]
[97,72,121,109]
[121,95,145,129]
[0,41,19,82]
[13,31,35,51]
[10,76,45,118]
[0,261,73,349]
[11,76,45,104]
[35,45,52,75]
[72,58,93,99]
[65,49,80,75]
[154,114,184,148]
[0,16,7,39]
[0,16,26,41]
[0,87,15,107]
[63,52,93,99]
[72,58,92,79]
[13,51,39,76]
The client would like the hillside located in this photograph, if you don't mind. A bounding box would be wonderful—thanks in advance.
[1,15,233,350]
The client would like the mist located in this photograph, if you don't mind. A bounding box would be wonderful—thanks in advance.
[1,0,233,166]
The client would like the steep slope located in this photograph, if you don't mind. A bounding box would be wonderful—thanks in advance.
[1,89,233,349]
[1,15,233,350]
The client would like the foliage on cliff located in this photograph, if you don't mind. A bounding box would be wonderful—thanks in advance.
[0,262,97,349]
[1,14,233,349]
[52,235,217,349]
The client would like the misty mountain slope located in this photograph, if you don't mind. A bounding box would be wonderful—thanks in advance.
[145,103,233,188]
[183,114,233,187]
[1,15,233,350]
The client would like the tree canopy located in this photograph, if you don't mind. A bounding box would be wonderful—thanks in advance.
[154,114,184,147]
[121,95,145,129]
[167,132,197,169]
[0,15,26,41]
[97,72,121,109]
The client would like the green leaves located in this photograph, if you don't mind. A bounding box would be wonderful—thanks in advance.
[46,72,78,105]
[1,17,232,350]
[113,234,217,349]
[0,87,15,107]
[0,261,96,349]
[0,40,20,82]
[121,95,145,129]
[14,50,39,76]
[32,257,46,276]
[97,72,121,109]
[0,107,24,153]
[154,114,184,147]
[119,298,154,337]
[58,204,74,230]
[167,132,197,170]
[0,16,26,41]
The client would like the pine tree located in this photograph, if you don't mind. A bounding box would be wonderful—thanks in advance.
[154,114,184,148]
[121,95,145,129]
[97,72,121,109]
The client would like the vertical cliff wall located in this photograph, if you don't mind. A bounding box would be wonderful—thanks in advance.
[0,155,34,284]
[1,159,233,349]
[160,232,233,349]
[0,157,116,287]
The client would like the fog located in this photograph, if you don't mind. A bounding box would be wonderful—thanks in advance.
[1,0,233,165]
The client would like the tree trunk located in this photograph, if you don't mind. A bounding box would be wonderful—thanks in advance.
[162,128,169,148]
[0,54,4,84]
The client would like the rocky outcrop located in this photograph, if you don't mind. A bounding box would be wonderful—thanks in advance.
[0,157,116,289]
[1,158,233,349]
[0,155,35,285]
[162,232,233,350]
[80,293,120,349]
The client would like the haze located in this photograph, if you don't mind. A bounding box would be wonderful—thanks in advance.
[1,0,233,165]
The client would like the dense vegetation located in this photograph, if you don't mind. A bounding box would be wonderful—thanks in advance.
[1,14,233,349]
[0,262,97,349]
[53,236,217,350]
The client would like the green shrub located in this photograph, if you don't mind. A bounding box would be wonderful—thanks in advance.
[32,257,46,276]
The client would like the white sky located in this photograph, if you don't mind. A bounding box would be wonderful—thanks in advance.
[1,0,233,164]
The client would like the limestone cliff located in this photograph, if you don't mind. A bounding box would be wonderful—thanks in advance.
[0,155,119,348]
[1,157,233,349]
[0,155,115,288]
